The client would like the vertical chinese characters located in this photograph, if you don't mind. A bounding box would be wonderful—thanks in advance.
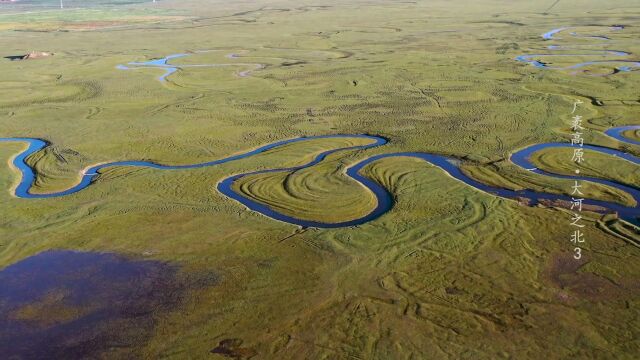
[570,100,586,259]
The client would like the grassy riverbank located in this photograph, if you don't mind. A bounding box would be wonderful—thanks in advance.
[1,0,639,358]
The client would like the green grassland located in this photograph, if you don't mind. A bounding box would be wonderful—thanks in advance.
[1,0,640,358]
[531,147,639,192]
[623,128,640,142]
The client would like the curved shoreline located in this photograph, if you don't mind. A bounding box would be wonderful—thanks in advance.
[116,48,350,83]
[1,126,638,227]
[517,26,640,74]
[116,51,265,83]
[605,125,640,146]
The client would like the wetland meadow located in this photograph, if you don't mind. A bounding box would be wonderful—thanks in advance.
[0,0,639,358]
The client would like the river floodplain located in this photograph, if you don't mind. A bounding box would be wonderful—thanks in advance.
[1,0,639,358]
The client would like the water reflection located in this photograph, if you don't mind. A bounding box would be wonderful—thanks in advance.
[0,250,203,358]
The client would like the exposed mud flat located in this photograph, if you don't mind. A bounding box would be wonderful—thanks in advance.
[5,51,53,61]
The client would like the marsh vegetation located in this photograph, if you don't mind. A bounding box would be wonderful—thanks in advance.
[1,0,639,358]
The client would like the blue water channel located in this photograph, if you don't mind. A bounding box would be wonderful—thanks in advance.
[117,53,188,82]
[517,26,640,73]
[1,127,638,227]
[117,51,262,82]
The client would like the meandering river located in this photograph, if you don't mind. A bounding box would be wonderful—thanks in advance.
[1,126,638,227]
[117,51,264,82]
[516,25,640,74]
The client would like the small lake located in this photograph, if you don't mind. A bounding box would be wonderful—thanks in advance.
[0,250,197,358]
